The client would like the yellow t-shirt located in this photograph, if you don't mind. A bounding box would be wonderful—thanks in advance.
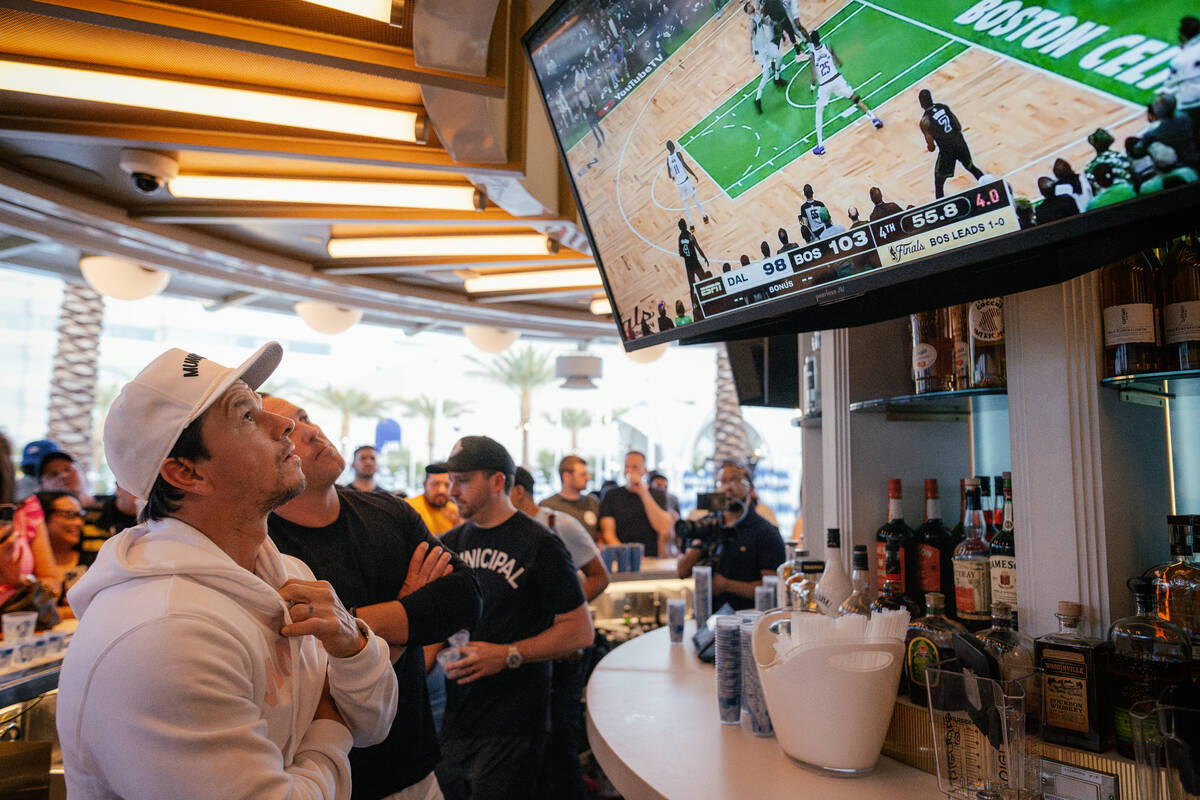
[406,494,460,536]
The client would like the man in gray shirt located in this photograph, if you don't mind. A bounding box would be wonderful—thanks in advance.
[539,454,600,542]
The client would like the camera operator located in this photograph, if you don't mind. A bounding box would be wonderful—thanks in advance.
[675,462,784,610]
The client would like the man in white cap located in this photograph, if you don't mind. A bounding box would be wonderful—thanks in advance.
[56,343,398,799]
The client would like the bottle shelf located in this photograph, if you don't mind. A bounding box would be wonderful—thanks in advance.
[1099,368,1200,408]
[848,388,1007,421]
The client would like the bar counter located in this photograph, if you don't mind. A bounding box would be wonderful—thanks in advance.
[585,621,941,800]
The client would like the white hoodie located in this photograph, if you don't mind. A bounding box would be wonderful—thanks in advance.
[57,517,398,800]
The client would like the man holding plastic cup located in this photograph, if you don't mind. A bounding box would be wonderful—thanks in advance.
[598,451,678,558]
[56,343,398,799]
[433,436,593,800]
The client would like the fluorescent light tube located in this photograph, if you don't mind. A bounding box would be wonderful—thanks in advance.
[464,268,602,294]
[301,0,393,22]
[0,60,421,143]
[328,234,554,258]
[169,176,477,210]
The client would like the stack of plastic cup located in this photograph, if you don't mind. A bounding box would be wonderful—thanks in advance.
[628,543,644,572]
[714,615,742,725]
[754,584,775,611]
[666,598,686,643]
[693,565,712,625]
[740,612,773,737]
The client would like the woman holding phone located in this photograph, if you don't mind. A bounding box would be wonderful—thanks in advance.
[0,433,60,606]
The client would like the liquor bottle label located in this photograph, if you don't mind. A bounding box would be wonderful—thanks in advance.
[876,543,906,593]
[952,559,990,619]
[912,342,937,375]
[969,299,1004,343]
[1165,300,1200,344]
[1042,649,1090,733]
[1101,303,1155,346]
[907,636,939,688]
[918,543,941,592]
[989,555,1017,606]
[954,340,969,372]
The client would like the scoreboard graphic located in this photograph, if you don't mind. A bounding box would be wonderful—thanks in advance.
[694,181,1019,318]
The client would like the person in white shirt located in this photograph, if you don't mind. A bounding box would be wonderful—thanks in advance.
[57,342,397,800]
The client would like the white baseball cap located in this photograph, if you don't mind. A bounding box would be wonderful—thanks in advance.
[104,341,283,500]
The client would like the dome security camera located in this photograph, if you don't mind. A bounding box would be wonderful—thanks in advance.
[118,149,179,194]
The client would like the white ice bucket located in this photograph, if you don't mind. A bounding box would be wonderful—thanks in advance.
[751,609,905,775]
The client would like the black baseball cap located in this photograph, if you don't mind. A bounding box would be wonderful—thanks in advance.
[513,466,535,493]
[441,435,516,477]
[37,450,75,478]
[424,463,449,475]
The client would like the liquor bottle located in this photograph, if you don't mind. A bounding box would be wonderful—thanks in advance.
[978,602,1039,728]
[803,331,822,416]
[992,474,1006,531]
[989,475,1017,628]
[906,591,968,706]
[910,308,955,394]
[1100,252,1161,377]
[775,541,799,607]
[949,478,967,548]
[1149,515,1200,647]
[784,549,810,607]
[871,542,920,617]
[1108,577,1193,758]
[968,297,1006,388]
[952,482,992,631]
[789,561,825,613]
[976,476,996,541]
[915,479,957,619]
[815,528,852,615]
[1037,600,1112,752]
[875,479,916,597]
[839,545,873,617]
[1162,235,1200,371]
[949,304,971,390]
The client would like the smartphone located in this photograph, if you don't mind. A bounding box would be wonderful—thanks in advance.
[0,504,14,524]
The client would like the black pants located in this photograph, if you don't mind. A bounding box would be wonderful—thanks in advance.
[436,733,547,800]
[540,656,588,800]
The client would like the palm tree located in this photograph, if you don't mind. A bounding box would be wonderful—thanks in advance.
[713,344,749,465]
[47,282,104,473]
[300,385,394,457]
[545,408,592,453]
[467,345,556,467]
[397,395,472,464]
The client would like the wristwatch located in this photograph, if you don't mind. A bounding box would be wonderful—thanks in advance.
[505,644,523,669]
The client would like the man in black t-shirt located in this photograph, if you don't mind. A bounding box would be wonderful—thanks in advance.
[434,436,592,800]
[676,463,784,610]
[598,450,678,557]
[263,396,482,800]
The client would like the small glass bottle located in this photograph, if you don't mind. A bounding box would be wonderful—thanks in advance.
[952,482,991,631]
[906,591,968,706]
[1036,601,1111,752]
[910,308,956,393]
[870,542,920,617]
[838,545,873,617]
[1108,577,1194,758]
[789,561,824,613]
[815,528,852,615]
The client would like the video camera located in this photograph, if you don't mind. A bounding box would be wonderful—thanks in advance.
[674,491,740,565]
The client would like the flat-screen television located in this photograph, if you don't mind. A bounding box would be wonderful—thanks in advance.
[726,334,801,408]
[523,0,1200,348]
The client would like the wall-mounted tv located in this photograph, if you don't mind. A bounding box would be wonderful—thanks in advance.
[523,0,1200,348]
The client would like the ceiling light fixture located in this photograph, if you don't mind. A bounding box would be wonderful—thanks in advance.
[328,233,556,259]
[589,297,612,316]
[626,343,669,364]
[463,326,520,353]
[0,60,423,143]
[300,0,394,23]
[294,300,363,334]
[78,255,170,300]
[168,176,481,210]
[464,268,602,294]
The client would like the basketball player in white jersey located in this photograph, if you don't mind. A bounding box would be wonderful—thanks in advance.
[745,1,785,114]
[807,28,882,156]
[665,140,710,230]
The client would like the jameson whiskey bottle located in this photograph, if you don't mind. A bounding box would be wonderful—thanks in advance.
[910,308,956,393]
[875,479,915,597]
[1162,235,1200,371]
[1037,601,1111,752]
[1100,253,1160,377]
[906,592,967,707]
[1108,577,1193,758]
[952,482,991,631]
[915,479,956,619]
[948,304,971,390]
[989,475,1017,628]
[968,297,1006,388]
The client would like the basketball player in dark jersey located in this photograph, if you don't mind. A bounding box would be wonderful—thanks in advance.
[760,0,808,62]
[798,183,830,239]
[677,218,711,320]
[918,88,987,198]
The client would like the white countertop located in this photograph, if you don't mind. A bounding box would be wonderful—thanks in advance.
[585,622,942,800]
